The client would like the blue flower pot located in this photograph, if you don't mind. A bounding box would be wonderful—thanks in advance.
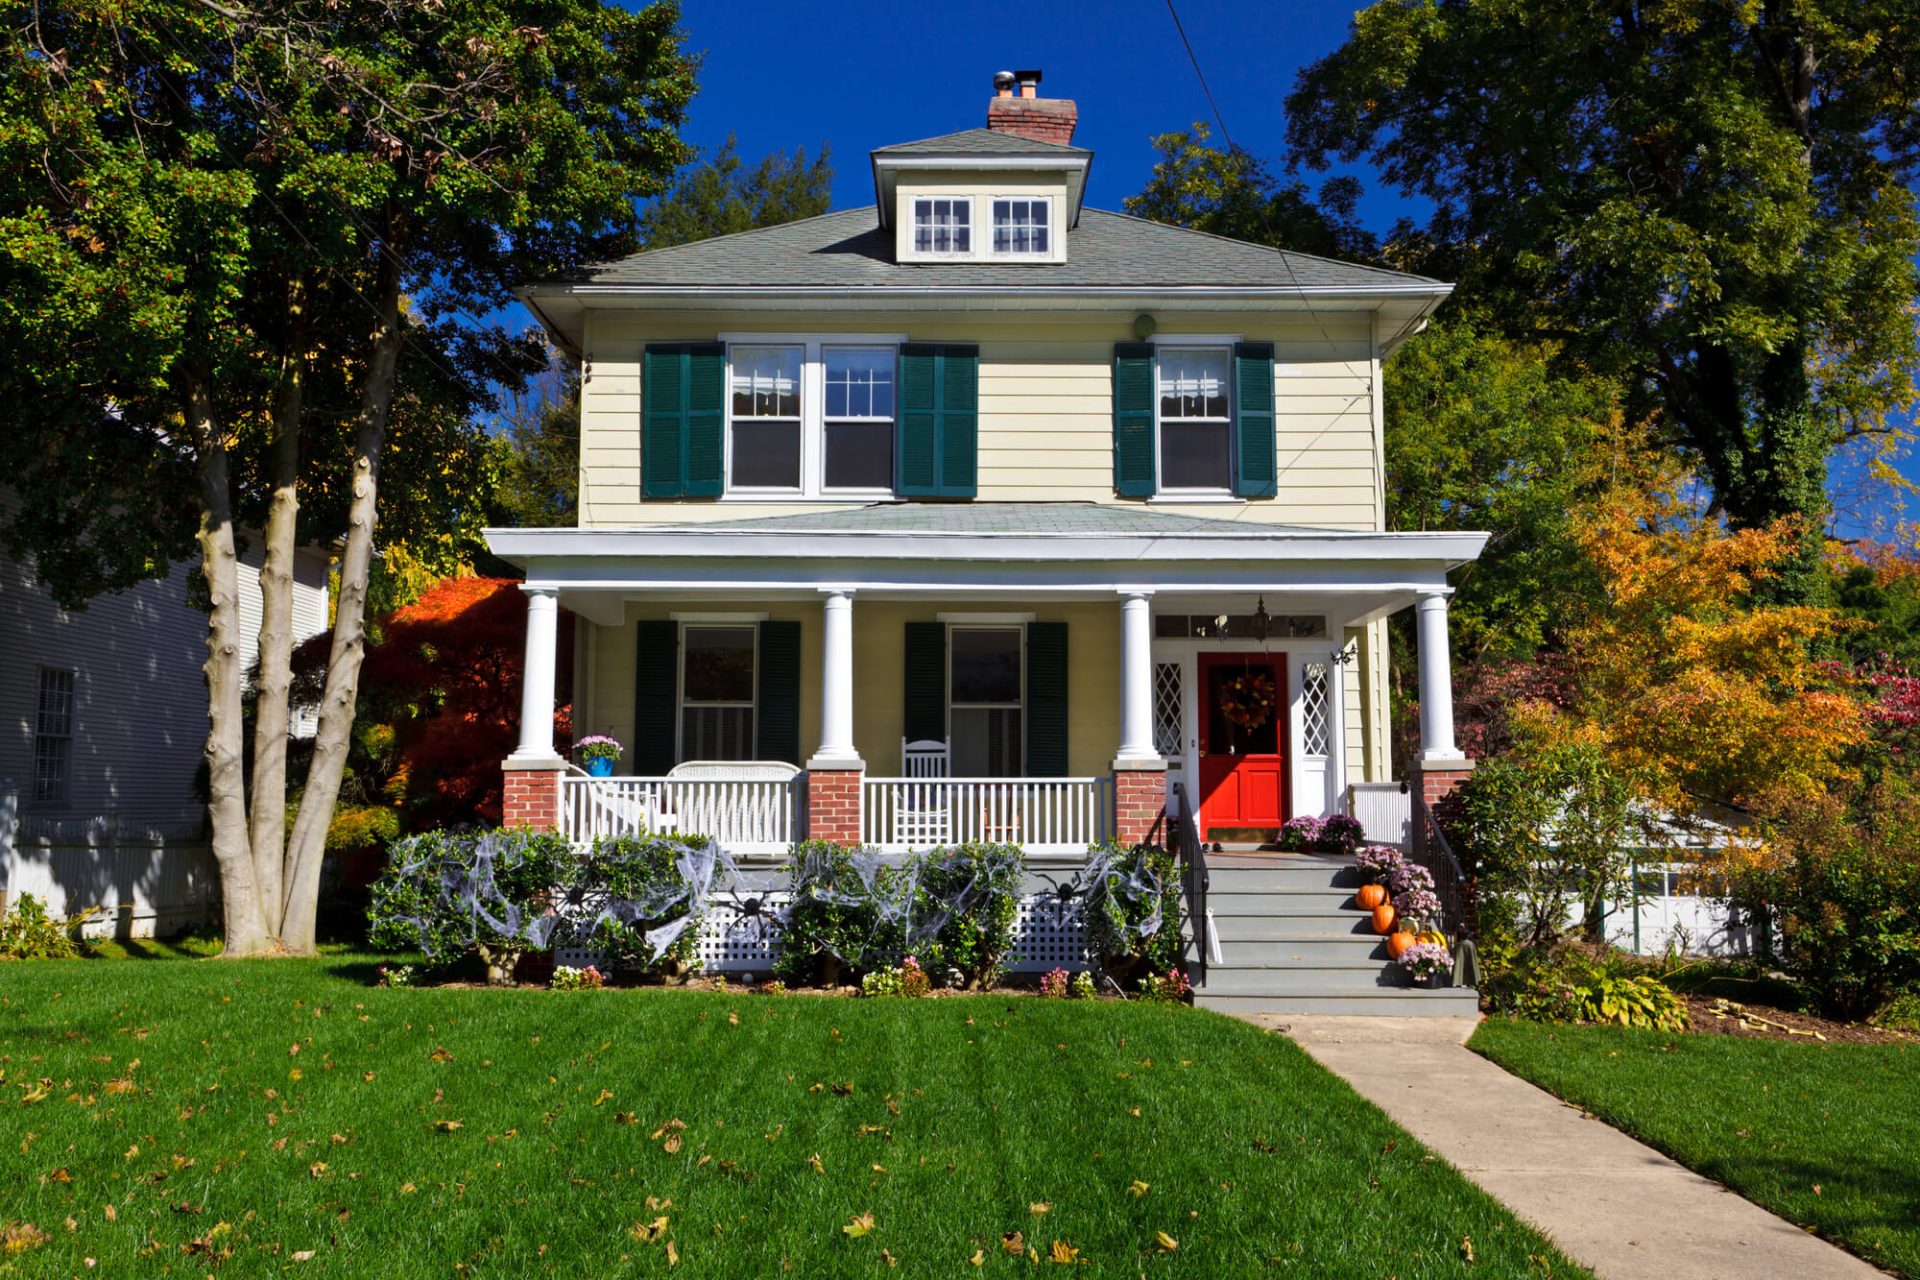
[585,755,615,778]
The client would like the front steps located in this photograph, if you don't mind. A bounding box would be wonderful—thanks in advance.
[1193,855,1480,1017]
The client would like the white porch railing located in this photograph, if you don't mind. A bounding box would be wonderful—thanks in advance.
[558,776,798,851]
[861,777,1111,852]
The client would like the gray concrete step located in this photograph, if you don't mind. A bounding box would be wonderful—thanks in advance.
[1217,936,1391,963]
[1201,963,1420,995]
[1196,990,1482,1016]
[1208,888,1371,913]
[1210,912,1383,941]
[1206,864,1364,891]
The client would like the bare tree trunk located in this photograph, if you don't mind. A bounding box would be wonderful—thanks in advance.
[185,372,275,956]
[280,229,405,953]
[246,284,307,920]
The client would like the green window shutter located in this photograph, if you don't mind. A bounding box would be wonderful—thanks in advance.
[1234,341,1277,499]
[1112,342,1157,497]
[642,345,685,499]
[685,342,725,497]
[640,343,724,499]
[632,620,679,774]
[896,345,978,498]
[1025,621,1069,777]
[903,621,947,743]
[755,620,802,765]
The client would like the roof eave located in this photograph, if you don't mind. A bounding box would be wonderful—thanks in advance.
[870,154,1094,229]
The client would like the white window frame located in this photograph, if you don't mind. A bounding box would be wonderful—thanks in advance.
[720,334,907,501]
[1150,335,1241,499]
[987,194,1061,261]
[947,624,1025,778]
[676,622,758,763]
[908,195,974,259]
[32,666,75,807]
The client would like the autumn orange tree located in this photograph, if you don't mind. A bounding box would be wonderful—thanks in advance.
[1513,484,1866,812]
[292,577,572,836]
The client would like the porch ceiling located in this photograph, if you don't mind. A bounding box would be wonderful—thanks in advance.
[486,505,1486,629]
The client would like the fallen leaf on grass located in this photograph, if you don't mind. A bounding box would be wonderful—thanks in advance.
[1030,1202,1051,1215]
[666,1239,679,1265]
[843,1213,875,1239]
[399,1183,417,1196]
[1048,1239,1081,1264]
[1128,1180,1150,1197]
[970,1248,984,1266]
[433,1120,463,1133]
[593,1089,614,1106]
[881,1247,898,1266]
[1154,1231,1178,1253]
[630,1216,670,1243]
[1001,1231,1023,1255]
[48,1169,72,1185]
[1462,1235,1475,1263]
[429,1047,454,1063]
[809,1153,825,1174]
[291,1250,316,1262]
[831,1082,855,1096]
[1,1222,49,1254]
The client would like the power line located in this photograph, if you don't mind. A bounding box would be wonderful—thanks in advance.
[1164,0,1233,152]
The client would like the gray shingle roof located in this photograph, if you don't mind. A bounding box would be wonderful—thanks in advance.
[872,127,1090,158]
[556,207,1438,291]
[665,502,1322,537]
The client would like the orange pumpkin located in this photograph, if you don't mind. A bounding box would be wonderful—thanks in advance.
[1354,884,1388,911]
[1385,930,1418,959]
[1370,903,1399,935]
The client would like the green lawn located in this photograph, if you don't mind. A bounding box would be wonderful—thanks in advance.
[1472,1018,1920,1279]
[0,958,1587,1278]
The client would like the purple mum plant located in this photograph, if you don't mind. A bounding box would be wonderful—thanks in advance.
[1353,844,1404,885]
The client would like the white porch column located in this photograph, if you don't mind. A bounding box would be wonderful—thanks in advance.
[1416,589,1465,763]
[1327,636,1351,812]
[809,588,862,768]
[1114,590,1163,767]
[510,586,562,762]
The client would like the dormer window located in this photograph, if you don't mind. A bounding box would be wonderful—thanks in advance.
[913,197,971,254]
[992,198,1050,254]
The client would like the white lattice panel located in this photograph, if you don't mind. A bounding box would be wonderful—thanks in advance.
[1301,661,1330,757]
[560,892,1092,977]
[1153,662,1183,759]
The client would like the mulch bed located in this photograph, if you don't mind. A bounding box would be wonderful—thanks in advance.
[1683,993,1915,1045]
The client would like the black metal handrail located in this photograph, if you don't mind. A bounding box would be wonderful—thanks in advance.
[1168,782,1209,985]
[1409,789,1473,954]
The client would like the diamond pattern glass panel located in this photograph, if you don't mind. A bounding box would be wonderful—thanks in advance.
[1153,662,1183,759]
[1301,661,1330,757]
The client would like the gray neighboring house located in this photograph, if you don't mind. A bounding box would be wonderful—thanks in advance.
[1,541,330,934]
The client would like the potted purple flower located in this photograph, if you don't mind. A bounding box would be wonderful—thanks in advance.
[575,735,623,777]
[1397,940,1452,988]
[1353,844,1403,886]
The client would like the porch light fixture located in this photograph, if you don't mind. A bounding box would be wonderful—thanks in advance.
[1249,596,1271,642]
[1212,613,1229,641]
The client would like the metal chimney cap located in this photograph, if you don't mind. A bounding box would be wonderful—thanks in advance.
[993,70,1016,93]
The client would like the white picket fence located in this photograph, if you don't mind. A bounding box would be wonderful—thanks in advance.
[558,776,799,853]
[0,796,218,938]
[862,777,1111,852]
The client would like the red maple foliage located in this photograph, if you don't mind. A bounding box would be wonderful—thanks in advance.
[292,577,572,828]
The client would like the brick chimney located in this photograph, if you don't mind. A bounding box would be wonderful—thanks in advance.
[986,68,1078,146]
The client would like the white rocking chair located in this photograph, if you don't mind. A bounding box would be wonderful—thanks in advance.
[898,738,952,847]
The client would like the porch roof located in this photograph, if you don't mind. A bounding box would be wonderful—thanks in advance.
[485,504,1487,628]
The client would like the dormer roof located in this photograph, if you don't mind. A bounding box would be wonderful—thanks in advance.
[869,128,1093,229]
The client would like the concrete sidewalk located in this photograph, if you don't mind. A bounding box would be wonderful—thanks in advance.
[1252,1014,1888,1280]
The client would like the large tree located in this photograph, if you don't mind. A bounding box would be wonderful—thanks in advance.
[0,0,694,954]
[1287,0,1920,598]
[639,132,832,250]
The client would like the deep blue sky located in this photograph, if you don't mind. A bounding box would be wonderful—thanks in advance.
[645,0,1908,537]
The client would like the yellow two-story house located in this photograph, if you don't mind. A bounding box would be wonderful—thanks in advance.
[489,72,1483,913]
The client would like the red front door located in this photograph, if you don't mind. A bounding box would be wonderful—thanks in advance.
[1197,653,1287,840]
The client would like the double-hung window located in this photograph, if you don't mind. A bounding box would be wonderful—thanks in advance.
[823,348,896,490]
[1156,345,1233,492]
[912,197,971,254]
[991,198,1050,255]
[949,628,1023,777]
[33,667,74,805]
[728,346,803,489]
[680,626,756,761]
[724,338,901,497]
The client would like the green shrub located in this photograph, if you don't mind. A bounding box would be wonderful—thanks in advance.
[1752,780,1920,1021]
[325,803,401,853]
[1872,990,1920,1033]
[1572,972,1690,1031]
[367,827,571,984]
[913,842,1023,989]
[774,841,900,985]
[1081,841,1184,981]
[0,894,83,961]
[1478,943,1595,1023]
[568,833,712,978]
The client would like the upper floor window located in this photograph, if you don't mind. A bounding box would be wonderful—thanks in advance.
[723,337,903,498]
[729,346,802,489]
[913,197,971,254]
[1157,346,1233,492]
[34,667,74,805]
[992,199,1050,255]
